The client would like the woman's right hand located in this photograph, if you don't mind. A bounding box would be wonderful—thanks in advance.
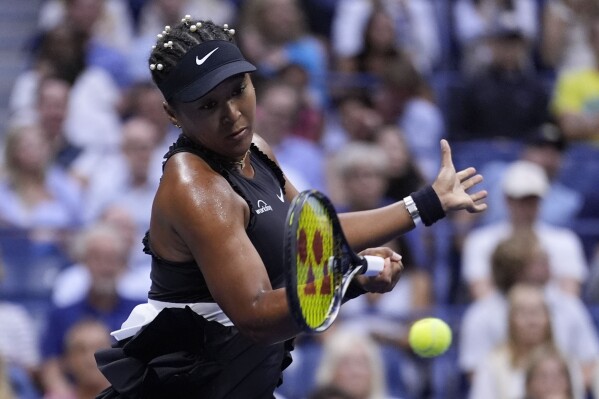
[354,247,403,294]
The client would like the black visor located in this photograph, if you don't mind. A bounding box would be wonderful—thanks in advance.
[157,40,256,103]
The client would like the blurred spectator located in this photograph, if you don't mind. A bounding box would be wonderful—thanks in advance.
[37,0,135,55]
[0,124,83,231]
[0,125,83,283]
[452,0,539,76]
[461,160,587,299]
[335,8,400,78]
[237,0,329,107]
[254,79,324,192]
[39,223,141,398]
[33,77,85,176]
[276,64,326,144]
[331,0,441,75]
[320,94,383,158]
[0,259,41,383]
[371,53,444,182]
[468,283,586,399]
[313,328,400,399]
[373,124,426,203]
[540,0,599,74]
[329,141,391,212]
[9,25,123,152]
[137,0,236,36]
[52,204,151,308]
[451,24,549,141]
[459,229,598,390]
[0,298,41,384]
[82,117,160,226]
[61,319,112,399]
[524,346,578,399]
[550,13,599,144]
[35,0,133,89]
[476,123,583,228]
[121,81,180,182]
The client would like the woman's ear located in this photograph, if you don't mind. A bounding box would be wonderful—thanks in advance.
[163,101,180,128]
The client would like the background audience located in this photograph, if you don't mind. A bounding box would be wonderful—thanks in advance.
[0,1,598,399]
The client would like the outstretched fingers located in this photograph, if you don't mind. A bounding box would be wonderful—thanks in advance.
[461,172,484,190]
[456,167,477,183]
[467,190,488,213]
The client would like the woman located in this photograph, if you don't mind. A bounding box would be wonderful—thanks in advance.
[95,17,487,399]
[524,346,580,399]
[468,284,585,399]
[312,328,398,399]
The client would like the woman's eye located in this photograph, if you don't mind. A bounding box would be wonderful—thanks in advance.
[201,101,216,110]
[233,85,247,97]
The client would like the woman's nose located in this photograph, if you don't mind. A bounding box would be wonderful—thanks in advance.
[222,99,241,125]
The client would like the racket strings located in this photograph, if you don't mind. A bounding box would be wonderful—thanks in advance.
[295,197,338,329]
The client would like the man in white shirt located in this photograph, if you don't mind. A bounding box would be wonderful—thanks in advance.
[459,229,598,389]
[462,160,588,300]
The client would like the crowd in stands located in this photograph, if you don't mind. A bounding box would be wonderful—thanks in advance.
[0,0,599,398]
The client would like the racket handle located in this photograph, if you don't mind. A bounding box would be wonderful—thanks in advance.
[362,255,385,277]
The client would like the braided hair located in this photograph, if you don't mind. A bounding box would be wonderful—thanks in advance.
[148,17,235,87]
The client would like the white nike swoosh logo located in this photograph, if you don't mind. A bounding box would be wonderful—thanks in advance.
[277,188,285,203]
[196,48,219,65]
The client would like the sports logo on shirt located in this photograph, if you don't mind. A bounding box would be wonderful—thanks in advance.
[255,200,273,214]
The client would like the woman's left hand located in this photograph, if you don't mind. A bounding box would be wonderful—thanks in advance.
[354,247,403,294]
[432,139,488,214]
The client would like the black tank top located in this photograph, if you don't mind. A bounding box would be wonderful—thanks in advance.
[146,136,289,303]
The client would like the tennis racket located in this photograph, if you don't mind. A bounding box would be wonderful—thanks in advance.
[284,189,385,332]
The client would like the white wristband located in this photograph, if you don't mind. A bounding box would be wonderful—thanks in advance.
[403,195,421,226]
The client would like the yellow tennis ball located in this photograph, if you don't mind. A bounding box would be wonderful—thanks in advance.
[408,317,452,358]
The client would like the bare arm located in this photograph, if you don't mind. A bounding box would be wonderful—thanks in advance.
[339,139,487,251]
[153,153,300,345]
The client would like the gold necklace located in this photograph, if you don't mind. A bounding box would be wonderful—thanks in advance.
[232,150,250,170]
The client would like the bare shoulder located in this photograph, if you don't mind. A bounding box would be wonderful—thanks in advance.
[150,152,249,260]
[252,134,277,160]
[160,152,239,203]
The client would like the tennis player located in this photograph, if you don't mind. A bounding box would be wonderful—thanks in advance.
[94,17,487,399]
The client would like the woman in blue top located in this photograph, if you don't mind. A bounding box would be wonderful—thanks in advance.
[95,17,487,399]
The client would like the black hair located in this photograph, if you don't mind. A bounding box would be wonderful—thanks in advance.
[148,18,233,86]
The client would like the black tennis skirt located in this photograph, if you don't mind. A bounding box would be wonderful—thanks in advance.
[95,306,293,399]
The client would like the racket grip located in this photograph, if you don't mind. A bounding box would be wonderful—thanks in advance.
[362,255,385,277]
